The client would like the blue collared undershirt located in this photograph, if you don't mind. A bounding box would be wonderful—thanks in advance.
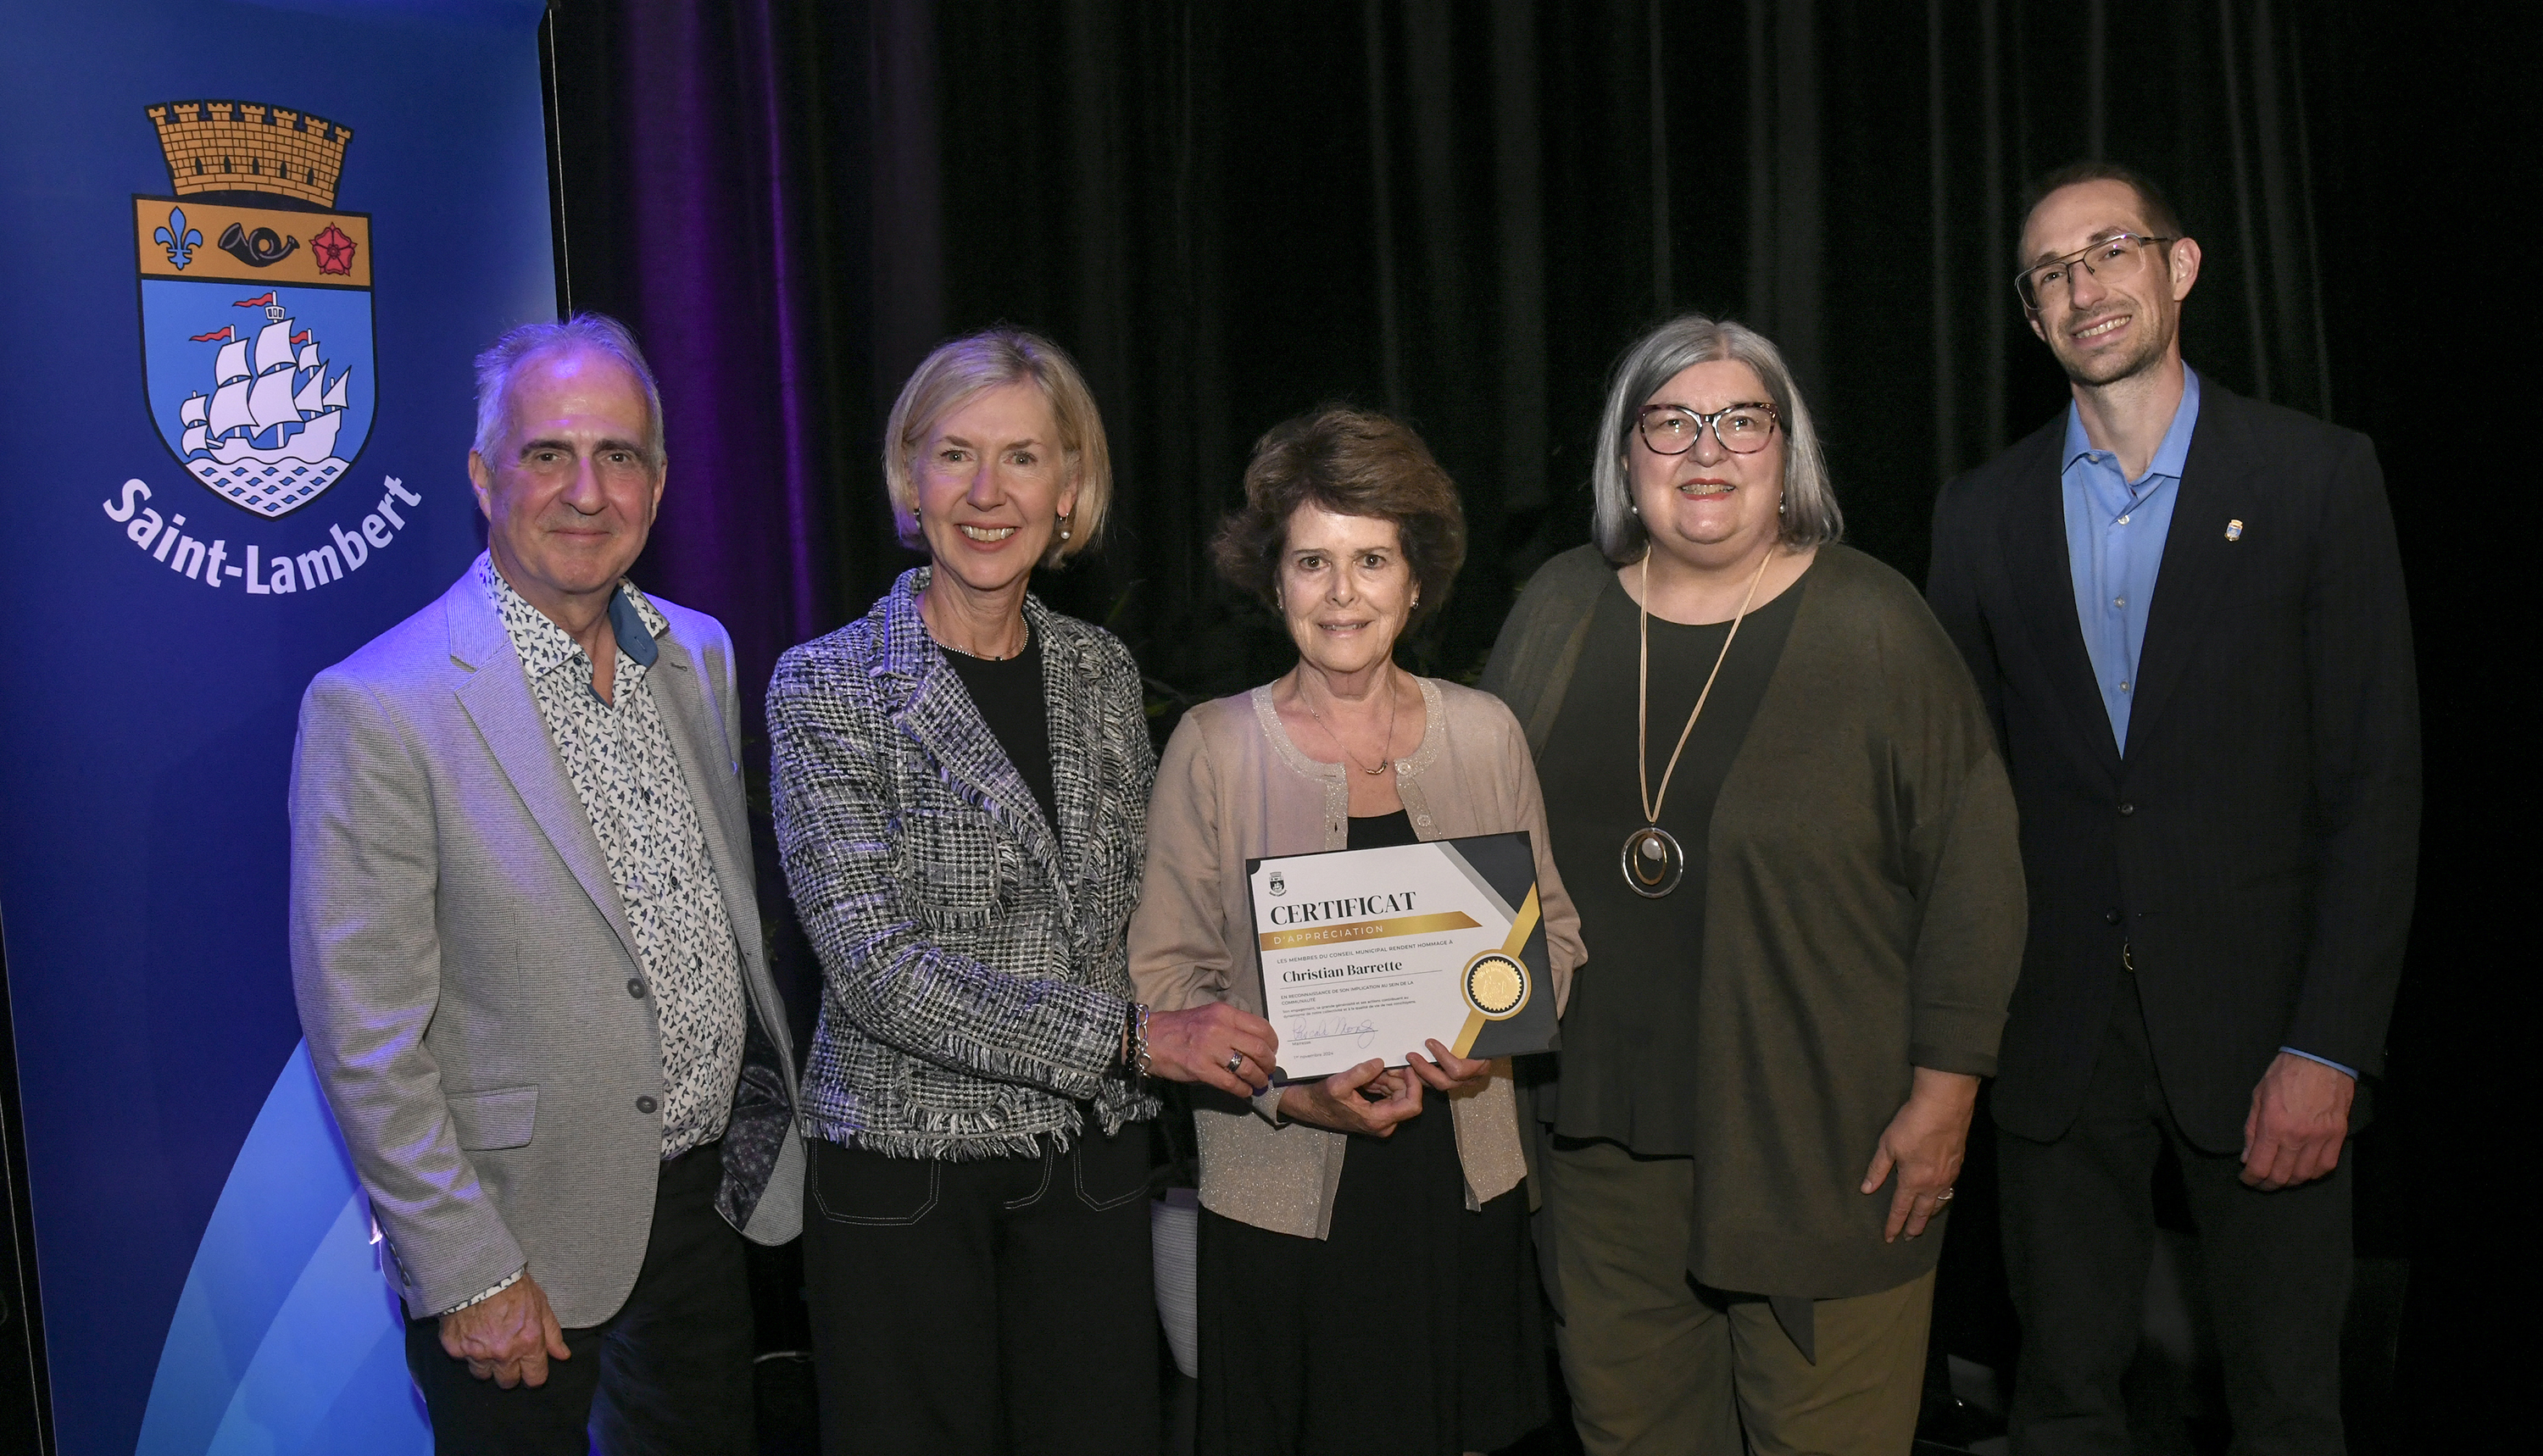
[2057,368,2351,1081]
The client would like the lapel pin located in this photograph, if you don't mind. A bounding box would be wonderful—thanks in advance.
[2225,519,2245,542]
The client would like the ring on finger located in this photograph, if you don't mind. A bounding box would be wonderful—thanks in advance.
[1934,1187,1956,1203]
[1225,1051,1245,1075]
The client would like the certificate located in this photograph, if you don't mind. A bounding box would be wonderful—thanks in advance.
[1245,831,1558,1083]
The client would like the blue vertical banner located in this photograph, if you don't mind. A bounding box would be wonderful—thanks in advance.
[0,3,554,1450]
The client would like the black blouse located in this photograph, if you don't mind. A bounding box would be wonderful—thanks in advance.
[940,626,1060,836]
[1535,568,1806,1155]
[1347,809,1420,851]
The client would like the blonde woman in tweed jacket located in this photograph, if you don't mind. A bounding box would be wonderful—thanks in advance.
[767,330,1277,1456]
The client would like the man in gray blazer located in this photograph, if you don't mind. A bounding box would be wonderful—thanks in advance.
[289,314,800,1453]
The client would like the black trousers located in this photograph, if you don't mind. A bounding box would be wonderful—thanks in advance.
[1999,971,2351,1456]
[403,1141,755,1456]
[802,1125,1160,1456]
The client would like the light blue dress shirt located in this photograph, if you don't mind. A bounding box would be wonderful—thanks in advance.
[2060,366,2200,756]
[2059,369,2351,1080]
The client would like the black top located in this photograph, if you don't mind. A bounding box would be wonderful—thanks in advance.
[1536,567,1806,1154]
[941,626,1060,836]
[1927,382,2420,1148]
[1347,809,1420,851]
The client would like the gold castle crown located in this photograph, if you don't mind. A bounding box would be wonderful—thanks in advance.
[147,101,354,210]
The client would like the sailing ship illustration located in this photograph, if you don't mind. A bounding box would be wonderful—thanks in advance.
[173,291,353,515]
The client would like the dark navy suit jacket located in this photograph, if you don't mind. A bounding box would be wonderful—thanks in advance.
[1926,381,2420,1152]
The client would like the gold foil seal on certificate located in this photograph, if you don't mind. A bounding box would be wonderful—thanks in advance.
[1450,884,1543,1056]
[1463,953,1529,1019]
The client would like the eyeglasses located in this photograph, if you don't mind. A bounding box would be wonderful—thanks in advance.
[2015,232,2178,311]
[1637,403,1780,456]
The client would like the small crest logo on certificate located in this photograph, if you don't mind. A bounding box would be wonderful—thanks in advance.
[1245,831,1558,1082]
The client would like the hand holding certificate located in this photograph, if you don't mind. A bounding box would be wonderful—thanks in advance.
[1245,831,1559,1084]
[1144,1001,1279,1098]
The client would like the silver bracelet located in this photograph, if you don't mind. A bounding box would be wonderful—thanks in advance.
[1130,1002,1152,1082]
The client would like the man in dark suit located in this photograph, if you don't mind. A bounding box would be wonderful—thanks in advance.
[1926,164,2418,1454]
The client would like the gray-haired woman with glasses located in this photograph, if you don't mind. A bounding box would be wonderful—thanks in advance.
[1478,314,2027,1454]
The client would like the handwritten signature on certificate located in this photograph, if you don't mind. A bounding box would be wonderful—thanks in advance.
[1287,1016,1379,1050]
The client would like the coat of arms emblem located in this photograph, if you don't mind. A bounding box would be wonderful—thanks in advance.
[134,101,372,520]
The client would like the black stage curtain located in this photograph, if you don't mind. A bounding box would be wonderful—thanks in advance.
[919,0,2367,703]
[549,0,2363,703]
[540,2,2514,1448]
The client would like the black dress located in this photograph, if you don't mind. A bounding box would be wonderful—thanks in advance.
[1194,809,1550,1456]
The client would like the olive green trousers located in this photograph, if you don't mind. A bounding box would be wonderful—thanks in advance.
[1543,1137,1934,1456]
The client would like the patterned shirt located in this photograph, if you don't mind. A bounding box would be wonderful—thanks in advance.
[482,559,745,1159]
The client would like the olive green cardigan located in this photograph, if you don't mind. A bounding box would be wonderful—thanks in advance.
[1479,543,2026,1298]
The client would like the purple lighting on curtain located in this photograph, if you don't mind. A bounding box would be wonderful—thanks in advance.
[611,0,826,738]
[749,1,823,651]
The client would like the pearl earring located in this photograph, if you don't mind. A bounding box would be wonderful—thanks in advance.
[1058,511,1071,542]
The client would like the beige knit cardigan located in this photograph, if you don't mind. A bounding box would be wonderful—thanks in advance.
[1128,676,1587,1239]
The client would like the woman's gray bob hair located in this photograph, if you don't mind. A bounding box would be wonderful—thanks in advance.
[1589,314,1841,563]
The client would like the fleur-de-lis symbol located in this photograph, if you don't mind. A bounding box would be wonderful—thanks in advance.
[156,206,203,270]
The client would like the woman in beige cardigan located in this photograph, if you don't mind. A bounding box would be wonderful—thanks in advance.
[1129,406,1585,1456]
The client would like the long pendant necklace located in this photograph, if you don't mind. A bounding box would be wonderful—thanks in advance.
[1624,547,1774,897]
[1300,670,1401,775]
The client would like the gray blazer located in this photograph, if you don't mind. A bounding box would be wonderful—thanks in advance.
[288,558,803,1326]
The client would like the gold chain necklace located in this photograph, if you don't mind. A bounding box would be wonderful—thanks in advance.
[1299,670,1401,776]
[1625,547,1774,897]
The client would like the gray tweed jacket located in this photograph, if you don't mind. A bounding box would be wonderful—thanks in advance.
[768,567,1159,1159]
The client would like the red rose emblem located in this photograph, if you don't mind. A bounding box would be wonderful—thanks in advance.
[311,224,358,276]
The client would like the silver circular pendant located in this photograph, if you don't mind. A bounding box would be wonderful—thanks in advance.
[1620,825,1684,898]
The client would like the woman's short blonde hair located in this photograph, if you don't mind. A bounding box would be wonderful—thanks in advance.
[882,326,1112,567]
